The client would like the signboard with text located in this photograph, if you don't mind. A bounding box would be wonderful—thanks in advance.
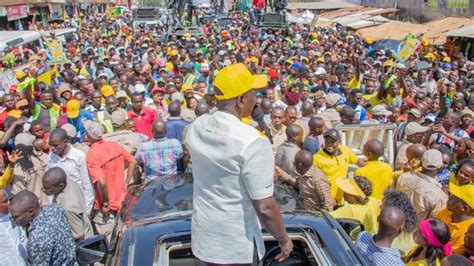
[7,4,28,21]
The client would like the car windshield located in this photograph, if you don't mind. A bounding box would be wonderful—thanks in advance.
[127,174,303,222]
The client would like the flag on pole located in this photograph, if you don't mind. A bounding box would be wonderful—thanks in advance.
[395,33,421,63]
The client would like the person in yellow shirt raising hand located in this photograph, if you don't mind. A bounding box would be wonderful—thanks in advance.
[354,139,394,200]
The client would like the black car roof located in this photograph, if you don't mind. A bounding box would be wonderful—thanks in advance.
[120,174,311,225]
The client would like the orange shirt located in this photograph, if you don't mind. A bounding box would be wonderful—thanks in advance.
[435,208,474,255]
[86,140,135,211]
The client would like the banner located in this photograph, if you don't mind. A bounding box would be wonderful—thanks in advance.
[0,70,18,91]
[7,4,28,21]
[395,33,421,63]
[47,40,67,64]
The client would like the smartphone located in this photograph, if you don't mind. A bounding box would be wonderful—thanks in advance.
[434,117,442,125]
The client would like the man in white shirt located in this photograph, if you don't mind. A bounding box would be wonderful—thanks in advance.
[0,189,27,265]
[184,63,293,265]
[48,128,95,213]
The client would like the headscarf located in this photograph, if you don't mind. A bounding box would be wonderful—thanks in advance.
[419,219,453,256]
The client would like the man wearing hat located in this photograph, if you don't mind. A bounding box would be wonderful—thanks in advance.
[183,63,292,264]
[103,110,142,156]
[365,104,392,124]
[436,182,474,255]
[85,121,136,240]
[12,133,50,206]
[396,149,448,221]
[396,108,423,142]
[61,99,94,143]
[315,93,341,129]
[313,129,365,204]
[395,122,428,170]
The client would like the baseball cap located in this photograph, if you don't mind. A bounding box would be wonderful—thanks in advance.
[101,85,115,97]
[314,67,326,76]
[85,121,104,139]
[325,93,340,106]
[15,71,26,80]
[171,92,185,103]
[372,105,392,116]
[98,73,108,79]
[66,99,81,119]
[336,178,366,198]
[462,108,474,117]
[116,90,127,99]
[151,86,166,95]
[421,149,443,170]
[408,108,422,118]
[405,122,428,136]
[213,63,267,100]
[134,84,146,93]
[323,129,341,140]
[110,110,126,127]
[15,133,35,146]
[61,123,77,139]
[449,182,474,209]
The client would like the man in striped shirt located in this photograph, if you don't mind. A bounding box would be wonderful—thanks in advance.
[135,119,183,182]
[355,206,405,266]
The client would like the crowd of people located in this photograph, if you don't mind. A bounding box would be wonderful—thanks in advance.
[0,8,473,265]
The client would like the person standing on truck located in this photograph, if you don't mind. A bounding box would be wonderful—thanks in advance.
[184,63,293,265]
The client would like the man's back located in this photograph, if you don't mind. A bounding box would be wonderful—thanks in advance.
[135,138,183,181]
[27,204,75,265]
[354,160,393,200]
[355,231,404,266]
[184,111,274,263]
[396,171,448,220]
[87,140,133,211]
[103,129,142,155]
[54,179,94,240]
[167,116,190,142]
[275,142,300,177]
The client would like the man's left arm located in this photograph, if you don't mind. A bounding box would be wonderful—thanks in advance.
[122,147,136,185]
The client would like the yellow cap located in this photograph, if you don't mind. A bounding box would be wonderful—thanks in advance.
[15,71,26,80]
[249,56,259,63]
[183,32,191,38]
[301,57,309,63]
[449,182,474,209]
[311,32,318,39]
[168,50,178,56]
[214,63,267,100]
[425,53,436,60]
[316,57,325,63]
[7,110,22,118]
[181,84,193,92]
[101,85,115,97]
[383,60,395,67]
[421,37,429,46]
[66,99,81,119]
[364,37,373,45]
[443,56,451,62]
[336,178,366,198]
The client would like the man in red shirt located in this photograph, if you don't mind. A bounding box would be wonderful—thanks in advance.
[85,121,136,240]
[127,92,157,139]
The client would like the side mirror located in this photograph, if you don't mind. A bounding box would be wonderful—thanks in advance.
[76,235,108,264]
[336,218,365,241]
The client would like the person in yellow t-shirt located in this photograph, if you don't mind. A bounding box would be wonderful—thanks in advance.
[313,129,365,203]
[404,218,453,266]
[435,182,474,255]
[330,176,381,233]
[354,139,394,200]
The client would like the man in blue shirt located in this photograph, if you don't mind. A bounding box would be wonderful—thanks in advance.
[166,101,190,143]
[355,206,405,266]
[66,99,94,142]
[9,191,76,265]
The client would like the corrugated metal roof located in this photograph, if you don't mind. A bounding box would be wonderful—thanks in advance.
[287,1,358,10]
[345,15,390,29]
[446,24,474,39]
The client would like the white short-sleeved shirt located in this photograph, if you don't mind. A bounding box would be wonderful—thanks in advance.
[184,111,274,264]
